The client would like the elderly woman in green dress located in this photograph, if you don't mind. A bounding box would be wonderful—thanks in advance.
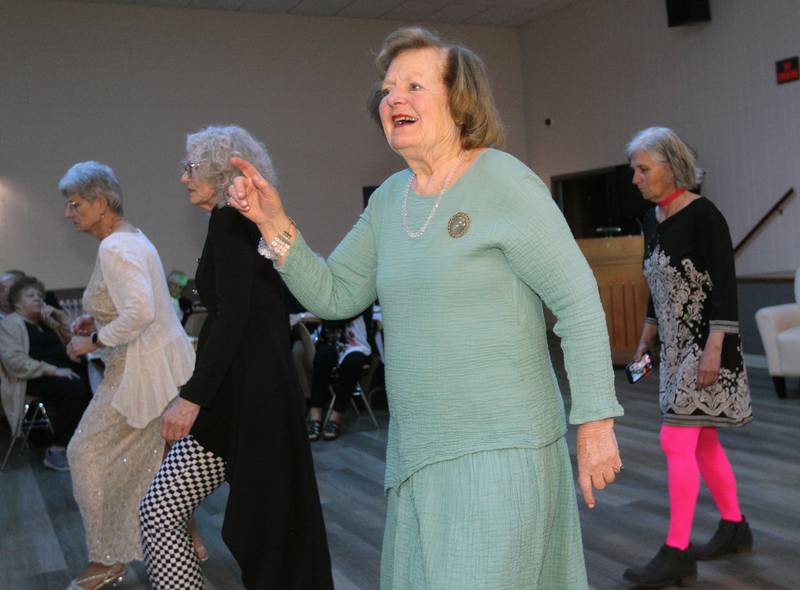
[229,27,624,589]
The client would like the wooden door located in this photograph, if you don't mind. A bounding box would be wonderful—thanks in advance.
[577,235,650,365]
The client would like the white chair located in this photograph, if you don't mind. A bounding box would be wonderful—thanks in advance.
[755,269,800,397]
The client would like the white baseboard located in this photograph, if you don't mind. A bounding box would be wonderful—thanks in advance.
[744,354,768,370]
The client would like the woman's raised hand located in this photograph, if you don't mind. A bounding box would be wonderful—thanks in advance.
[228,156,286,227]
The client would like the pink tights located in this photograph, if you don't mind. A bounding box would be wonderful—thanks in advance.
[660,425,742,550]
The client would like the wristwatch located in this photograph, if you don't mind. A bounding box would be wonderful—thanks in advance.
[91,332,99,345]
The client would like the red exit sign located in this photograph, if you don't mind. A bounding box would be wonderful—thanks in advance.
[776,56,799,85]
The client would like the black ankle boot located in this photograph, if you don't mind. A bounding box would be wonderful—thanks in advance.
[694,516,753,560]
[623,544,697,588]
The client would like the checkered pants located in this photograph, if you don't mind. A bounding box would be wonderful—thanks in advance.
[139,436,226,590]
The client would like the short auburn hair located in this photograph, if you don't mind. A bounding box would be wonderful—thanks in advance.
[368,27,505,150]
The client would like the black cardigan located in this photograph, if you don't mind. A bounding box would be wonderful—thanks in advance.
[181,206,333,589]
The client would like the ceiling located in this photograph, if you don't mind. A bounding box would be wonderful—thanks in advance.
[56,0,581,27]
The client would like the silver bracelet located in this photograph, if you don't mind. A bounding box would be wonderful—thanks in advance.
[257,236,278,260]
[256,219,295,260]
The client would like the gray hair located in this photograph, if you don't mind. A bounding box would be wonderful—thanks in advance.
[58,161,124,214]
[625,127,704,189]
[185,125,277,208]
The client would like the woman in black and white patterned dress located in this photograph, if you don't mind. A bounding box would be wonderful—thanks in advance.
[623,127,753,588]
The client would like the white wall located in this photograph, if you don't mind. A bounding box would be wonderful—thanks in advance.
[0,0,526,288]
[519,0,800,275]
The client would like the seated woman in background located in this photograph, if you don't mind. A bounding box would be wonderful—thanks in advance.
[0,276,92,471]
[167,270,194,326]
[307,309,372,441]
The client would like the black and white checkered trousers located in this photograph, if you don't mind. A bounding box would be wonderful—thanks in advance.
[139,435,226,590]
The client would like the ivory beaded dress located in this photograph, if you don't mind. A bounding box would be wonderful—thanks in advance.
[67,230,194,564]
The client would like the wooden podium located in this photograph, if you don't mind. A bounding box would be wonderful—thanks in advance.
[576,236,650,366]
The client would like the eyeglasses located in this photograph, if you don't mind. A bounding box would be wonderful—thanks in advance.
[182,160,205,179]
[66,200,81,211]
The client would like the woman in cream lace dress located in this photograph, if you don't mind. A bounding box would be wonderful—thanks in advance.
[59,161,195,590]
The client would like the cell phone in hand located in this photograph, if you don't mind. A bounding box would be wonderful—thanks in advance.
[625,352,653,384]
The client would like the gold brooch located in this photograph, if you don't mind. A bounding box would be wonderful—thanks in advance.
[447,212,470,238]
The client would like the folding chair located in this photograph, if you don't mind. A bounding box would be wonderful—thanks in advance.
[324,350,382,430]
[1,396,55,471]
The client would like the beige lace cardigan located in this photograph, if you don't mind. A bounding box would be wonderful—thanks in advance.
[0,309,71,435]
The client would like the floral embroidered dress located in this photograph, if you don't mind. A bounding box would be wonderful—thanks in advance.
[643,197,752,427]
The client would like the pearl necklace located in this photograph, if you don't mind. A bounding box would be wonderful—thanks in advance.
[402,152,464,239]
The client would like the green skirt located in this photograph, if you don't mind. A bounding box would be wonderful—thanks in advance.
[380,438,588,590]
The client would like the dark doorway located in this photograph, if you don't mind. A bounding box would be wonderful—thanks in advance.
[363,186,379,209]
[552,165,652,239]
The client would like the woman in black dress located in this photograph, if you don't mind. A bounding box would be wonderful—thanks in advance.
[139,125,333,590]
[623,127,753,588]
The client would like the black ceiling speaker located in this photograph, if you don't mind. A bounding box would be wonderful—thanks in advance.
[666,0,711,27]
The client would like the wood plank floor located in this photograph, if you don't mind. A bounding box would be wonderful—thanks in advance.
[1,358,798,589]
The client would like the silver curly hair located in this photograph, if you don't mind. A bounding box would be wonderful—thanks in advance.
[185,125,277,208]
[625,126,704,190]
[58,161,124,214]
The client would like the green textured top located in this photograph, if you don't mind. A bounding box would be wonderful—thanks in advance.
[279,149,623,490]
